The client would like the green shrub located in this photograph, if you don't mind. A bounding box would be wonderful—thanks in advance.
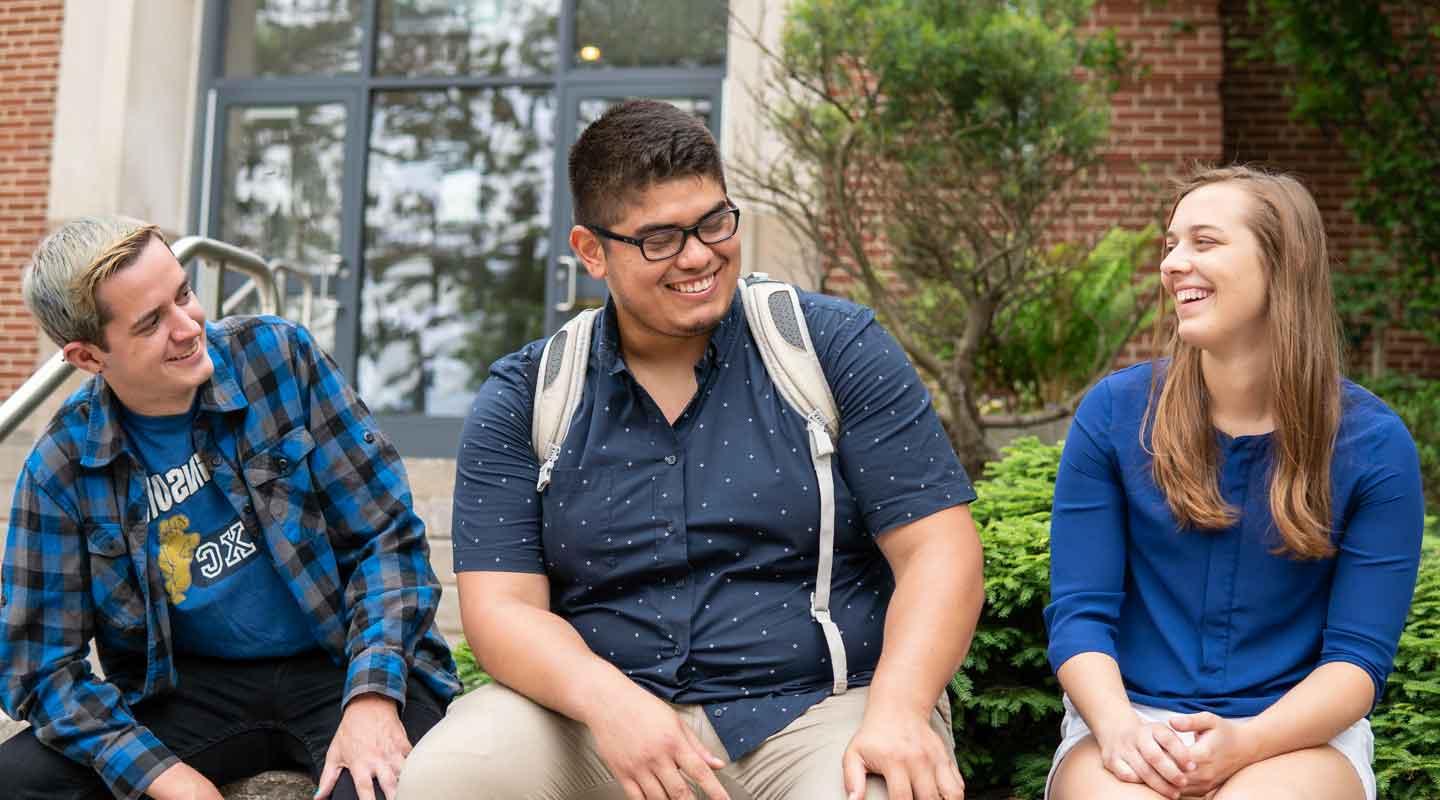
[952,437,1064,799]
[452,641,491,693]
[1374,515,1440,800]
[1359,373,1440,507]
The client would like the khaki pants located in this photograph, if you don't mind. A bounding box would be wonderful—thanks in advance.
[398,683,955,800]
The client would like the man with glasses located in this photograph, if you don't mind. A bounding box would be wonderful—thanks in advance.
[402,99,984,800]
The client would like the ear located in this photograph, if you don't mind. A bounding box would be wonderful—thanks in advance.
[62,341,107,376]
[569,225,608,281]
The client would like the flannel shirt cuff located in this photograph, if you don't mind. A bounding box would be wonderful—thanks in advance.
[343,646,409,710]
[93,725,179,800]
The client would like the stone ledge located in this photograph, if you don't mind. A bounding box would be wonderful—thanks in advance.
[0,717,314,799]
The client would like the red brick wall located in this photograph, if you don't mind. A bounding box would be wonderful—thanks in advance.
[0,1,62,400]
[1219,0,1440,378]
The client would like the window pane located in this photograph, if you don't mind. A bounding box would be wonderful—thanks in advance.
[362,88,555,415]
[577,96,711,136]
[224,0,364,77]
[572,0,727,70]
[219,103,347,353]
[376,0,558,77]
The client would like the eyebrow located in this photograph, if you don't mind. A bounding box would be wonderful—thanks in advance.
[1165,223,1226,239]
[632,200,730,237]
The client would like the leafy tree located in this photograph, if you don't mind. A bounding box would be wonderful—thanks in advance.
[735,0,1135,475]
[1236,2,1440,370]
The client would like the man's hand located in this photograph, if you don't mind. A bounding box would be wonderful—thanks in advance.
[1092,718,1194,799]
[145,761,224,800]
[583,683,730,800]
[315,693,410,800]
[841,706,964,800]
[1168,712,1255,797]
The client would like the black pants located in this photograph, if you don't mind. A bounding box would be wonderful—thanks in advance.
[0,650,448,800]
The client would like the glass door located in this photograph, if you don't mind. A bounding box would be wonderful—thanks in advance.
[198,87,365,370]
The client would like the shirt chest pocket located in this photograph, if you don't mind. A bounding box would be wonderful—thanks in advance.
[243,427,317,523]
[541,466,659,581]
[85,523,145,632]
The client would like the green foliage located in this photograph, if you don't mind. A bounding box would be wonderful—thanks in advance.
[742,0,1132,475]
[452,641,492,694]
[1374,523,1440,800]
[1358,374,1440,507]
[1238,2,1440,346]
[979,226,1159,412]
[952,437,1064,797]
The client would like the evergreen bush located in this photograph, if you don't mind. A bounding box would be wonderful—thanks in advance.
[952,437,1065,798]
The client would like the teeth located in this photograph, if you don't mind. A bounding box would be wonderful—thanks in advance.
[169,341,198,362]
[1177,288,1212,303]
[669,274,715,294]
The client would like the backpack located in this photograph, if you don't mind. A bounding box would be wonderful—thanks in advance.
[529,274,851,695]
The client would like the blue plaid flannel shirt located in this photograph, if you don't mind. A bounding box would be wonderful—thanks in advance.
[0,315,460,799]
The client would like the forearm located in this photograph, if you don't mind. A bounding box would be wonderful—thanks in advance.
[1239,661,1373,762]
[464,593,646,726]
[869,527,983,716]
[1056,652,1144,739]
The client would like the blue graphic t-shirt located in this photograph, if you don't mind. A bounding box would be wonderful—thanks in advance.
[119,403,317,659]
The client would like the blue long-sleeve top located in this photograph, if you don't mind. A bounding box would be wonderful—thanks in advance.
[1045,362,1425,715]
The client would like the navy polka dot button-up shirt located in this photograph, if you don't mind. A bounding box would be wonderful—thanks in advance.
[453,288,975,758]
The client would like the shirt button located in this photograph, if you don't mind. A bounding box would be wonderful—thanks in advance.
[363,431,376,444]
[210,455,222,468]
[277,458,289,471]
[713,708,724,718]
[664,454,677,465]
[244,503,254,515]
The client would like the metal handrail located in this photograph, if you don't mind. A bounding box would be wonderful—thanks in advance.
[0,237,300,444]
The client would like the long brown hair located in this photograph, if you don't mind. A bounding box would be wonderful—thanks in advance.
[1145,165,1343,559]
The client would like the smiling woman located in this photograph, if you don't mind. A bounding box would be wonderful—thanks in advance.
[1044,165,1425,800]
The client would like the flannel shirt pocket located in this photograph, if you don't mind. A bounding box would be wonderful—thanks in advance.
[85,523,145,632]
[244,427,317,522]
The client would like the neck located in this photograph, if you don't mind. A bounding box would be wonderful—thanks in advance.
[1200,341,1273,436]
[613,308,713,373]
[111,383,198,417]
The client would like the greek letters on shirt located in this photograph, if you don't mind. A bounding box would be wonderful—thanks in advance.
[144,451,212,519]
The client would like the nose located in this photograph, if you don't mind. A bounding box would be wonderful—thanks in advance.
[675,230,714,269]
[1160,245,1189,277]
[170,304,203,339]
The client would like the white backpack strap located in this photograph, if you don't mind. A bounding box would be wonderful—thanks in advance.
[532,308,600,493]
[739,274,847,694]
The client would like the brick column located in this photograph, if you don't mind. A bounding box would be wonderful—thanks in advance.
[0,1,64,399]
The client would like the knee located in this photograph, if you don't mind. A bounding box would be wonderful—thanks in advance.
[0,728,104,800]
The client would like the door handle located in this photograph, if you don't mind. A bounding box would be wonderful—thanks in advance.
[554,255,578,312]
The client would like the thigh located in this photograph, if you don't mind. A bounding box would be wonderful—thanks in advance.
[731,687,954,800]
[135,656,282,786]
[1048,736,1177,800]
[396,682,623,800]
[0,727,109,800]
[1213,746,1365,800]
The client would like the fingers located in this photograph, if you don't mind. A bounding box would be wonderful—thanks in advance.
[1169,712,1219,733]
[879,764,914,800]
[314,757,341,800]
[1154,725,1197,773]
[843,748,868,800]
[675,748,730,800]
[1121,751,1182,800]
[681,725,728,773]
[936,758,965,800]
[1137,732,1188,788]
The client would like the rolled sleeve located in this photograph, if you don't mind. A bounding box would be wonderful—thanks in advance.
[1,472,178,800]
[451,342,549,574]
[1044,378,1128,672]
[1319,416,1425,708]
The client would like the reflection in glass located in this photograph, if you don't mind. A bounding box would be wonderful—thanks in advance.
[572,0,728,70]
[219,104,346,353]
[376,0,557,77]
[223,0,363,77]
[577,96,712,137]
[363,89,555,416]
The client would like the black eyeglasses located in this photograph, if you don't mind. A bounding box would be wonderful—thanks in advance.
[586,206,741,261]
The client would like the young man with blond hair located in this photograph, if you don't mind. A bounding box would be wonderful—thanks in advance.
[0,218,459,800]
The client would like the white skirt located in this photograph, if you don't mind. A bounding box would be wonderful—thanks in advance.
[1044,695,1375,800]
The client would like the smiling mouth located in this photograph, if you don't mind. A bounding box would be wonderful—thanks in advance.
[1176,288,1213,305]
[167,339,201,363]
[667,273,716,295]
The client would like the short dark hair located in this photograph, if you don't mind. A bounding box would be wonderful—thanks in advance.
[568,99,727,229]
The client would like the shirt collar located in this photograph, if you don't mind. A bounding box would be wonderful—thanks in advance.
[79,322,248,467]
[594,290,743,378]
